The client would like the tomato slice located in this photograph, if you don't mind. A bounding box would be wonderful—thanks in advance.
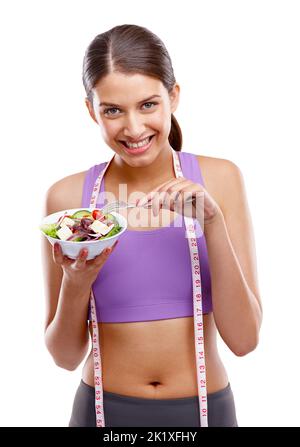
[92,209,104,220]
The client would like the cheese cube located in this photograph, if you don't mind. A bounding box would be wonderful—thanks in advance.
[100,223,115,235]
[57,225,73,241]
[106,223,115,234]
[89,220,114,235]
[60,217,75,227]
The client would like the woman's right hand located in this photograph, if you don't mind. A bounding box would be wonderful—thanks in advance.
[52,240,119,288]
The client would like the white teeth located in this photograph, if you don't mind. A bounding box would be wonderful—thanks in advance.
[125,136,151,148]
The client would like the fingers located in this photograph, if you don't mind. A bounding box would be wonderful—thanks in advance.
[93,240,119,266]
[137,180,192,213]
[71,247,89,270]
[52,240,119,270]
[53,242,80,269]
[166,190,180,212]
[136,178,188,207]
[110,239,119,252]
[136,190,156,208]
[53,242,64,265]
[152,191,167,217]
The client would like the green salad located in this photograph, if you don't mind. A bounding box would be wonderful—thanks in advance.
[40,208,122,242]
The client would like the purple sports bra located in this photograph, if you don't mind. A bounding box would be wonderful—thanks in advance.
[81,150,213,323]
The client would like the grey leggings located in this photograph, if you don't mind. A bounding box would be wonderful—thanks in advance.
[68,380,238,427]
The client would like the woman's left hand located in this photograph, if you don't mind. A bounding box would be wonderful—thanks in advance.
[135,177,222,227]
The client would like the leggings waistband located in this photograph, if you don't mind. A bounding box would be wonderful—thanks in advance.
[80,379,232,405]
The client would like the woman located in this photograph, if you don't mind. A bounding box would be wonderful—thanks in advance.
[41,24,262,427]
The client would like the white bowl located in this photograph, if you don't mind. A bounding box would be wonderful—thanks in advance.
[40,207,127,260]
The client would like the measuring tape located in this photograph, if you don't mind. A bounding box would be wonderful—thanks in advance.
[89,149,208,427]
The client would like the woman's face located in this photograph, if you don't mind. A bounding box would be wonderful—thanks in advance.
[85,72,180,166]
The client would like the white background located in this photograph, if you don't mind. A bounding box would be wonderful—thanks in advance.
[0,0,299,427]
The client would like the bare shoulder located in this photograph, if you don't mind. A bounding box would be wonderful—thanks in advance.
[42,169,88,216]
[196,154,240,208]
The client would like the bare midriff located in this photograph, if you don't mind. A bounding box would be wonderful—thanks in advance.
[82,314,229,399]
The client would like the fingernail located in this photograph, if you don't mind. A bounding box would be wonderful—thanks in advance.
[105,247,112,255]
[81,249,88,256]
[54,243,59,251]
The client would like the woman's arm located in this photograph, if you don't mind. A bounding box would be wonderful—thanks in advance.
[44,275,91,371]
[42,175,117,370]
[42,179,91,370]
[203,160,262,356]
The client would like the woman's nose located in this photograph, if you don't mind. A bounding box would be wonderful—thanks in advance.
[123,112,146,138]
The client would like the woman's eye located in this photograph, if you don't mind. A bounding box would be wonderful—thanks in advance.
[104,107,120,116]
[103,101,157,116]
[142,101,157,109]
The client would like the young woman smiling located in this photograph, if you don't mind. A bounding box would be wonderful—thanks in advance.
[41,24,262,427]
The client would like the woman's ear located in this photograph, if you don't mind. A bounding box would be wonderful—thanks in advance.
[85,97,99,125]
[169,83,180,114]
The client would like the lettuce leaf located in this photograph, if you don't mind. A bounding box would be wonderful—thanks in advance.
[40,223,59,239]
[99,224,122,240]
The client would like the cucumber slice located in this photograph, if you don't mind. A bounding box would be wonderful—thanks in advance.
[105,213,118,224]
[71,209,92,219]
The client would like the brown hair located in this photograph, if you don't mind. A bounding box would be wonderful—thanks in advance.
[82,24,182,151]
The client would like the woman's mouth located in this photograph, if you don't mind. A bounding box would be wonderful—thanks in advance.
[119,135,155,155]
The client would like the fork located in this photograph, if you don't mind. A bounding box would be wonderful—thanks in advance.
[100,199,152,215]
[100,196,194,215]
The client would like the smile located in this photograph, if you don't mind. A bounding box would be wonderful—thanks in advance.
[119,135,155,155]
